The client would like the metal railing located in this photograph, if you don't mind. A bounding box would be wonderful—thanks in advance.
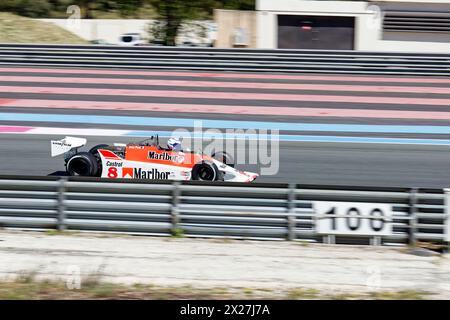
[0,44,450,76]
[0,175,448,247]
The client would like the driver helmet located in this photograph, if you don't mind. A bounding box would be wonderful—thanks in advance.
[167,137,182,151]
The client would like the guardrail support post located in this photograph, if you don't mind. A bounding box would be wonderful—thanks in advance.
[408,188,418,247]
[370,236,382,246]
[444,189,450,252]
[57,177,67,231]
[171,181,181,236]
[287,183,296,241]
[323,235,335,245]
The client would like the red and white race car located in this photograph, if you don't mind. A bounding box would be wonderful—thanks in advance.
[51,136,258,182]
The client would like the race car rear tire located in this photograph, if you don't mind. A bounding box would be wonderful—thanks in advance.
[66,152,99,177]
[88,144,109,176]
[211,151,234,168]
[89,144,109,154]
[191,161,223,181]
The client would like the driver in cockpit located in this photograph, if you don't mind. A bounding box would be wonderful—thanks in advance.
[167,137,182,152]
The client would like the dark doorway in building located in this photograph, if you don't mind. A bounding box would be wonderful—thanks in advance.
[277,15,355,49]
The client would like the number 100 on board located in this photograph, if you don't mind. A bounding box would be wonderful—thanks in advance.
[314,202,393,236]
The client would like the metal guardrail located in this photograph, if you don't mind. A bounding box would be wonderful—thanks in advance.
[0,175,448,247]
[0,44,450,76]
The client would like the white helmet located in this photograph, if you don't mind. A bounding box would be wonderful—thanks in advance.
[167,137,182,151]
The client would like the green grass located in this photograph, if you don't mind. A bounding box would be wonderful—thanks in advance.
[326,293,362,300]
[87,283,121,298]
[286,288,320,299]
[171,227,185,238]
[0,278,437,300]
[369,290,433,300]
[0,12,88,44]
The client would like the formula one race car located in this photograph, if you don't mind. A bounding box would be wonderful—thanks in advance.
[50,136,258,183]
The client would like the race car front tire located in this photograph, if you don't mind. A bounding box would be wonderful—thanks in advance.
[191,161,223,181]
[66,152,99,177]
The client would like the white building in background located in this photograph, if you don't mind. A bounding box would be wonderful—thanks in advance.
[39,0,450,52]
[255,0,450,52]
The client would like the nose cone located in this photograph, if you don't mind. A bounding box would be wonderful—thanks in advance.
[242,171,259,182]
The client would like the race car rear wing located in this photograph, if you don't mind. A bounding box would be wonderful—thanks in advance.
[51,136,87,157]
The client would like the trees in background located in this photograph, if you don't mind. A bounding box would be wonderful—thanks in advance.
[0,0,52,18]
[218,0,255,10]
[0,0,148,18]
[147,0,216,46]
[0,0,256,45]
[146,0,255,45]
[0,0,255,18]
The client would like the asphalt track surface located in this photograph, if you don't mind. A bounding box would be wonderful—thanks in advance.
[2,134,450,187]
[2,66,450,187]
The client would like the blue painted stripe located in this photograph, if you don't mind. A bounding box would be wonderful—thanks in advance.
[127,130,450,145]
[3,112,450,134]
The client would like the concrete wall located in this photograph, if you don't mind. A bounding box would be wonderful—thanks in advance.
[39,19,152,44]
[256,0,450,53]
[38,19,215,45]
[214,9,258,48]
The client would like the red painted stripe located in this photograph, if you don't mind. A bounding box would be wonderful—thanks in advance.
[1,86,450,106]
[0,125,33,132]
[2,76,450,94]
[5,99,450,120]
[1,67,450,84]
[98,149,121,160]
[0,98,17,105]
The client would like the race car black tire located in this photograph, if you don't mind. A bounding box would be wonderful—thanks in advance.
[89,144,109,154]
[211,151,235,168]
[191,161,223,181]
[88,144,109,177]
[66,152,99,177]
